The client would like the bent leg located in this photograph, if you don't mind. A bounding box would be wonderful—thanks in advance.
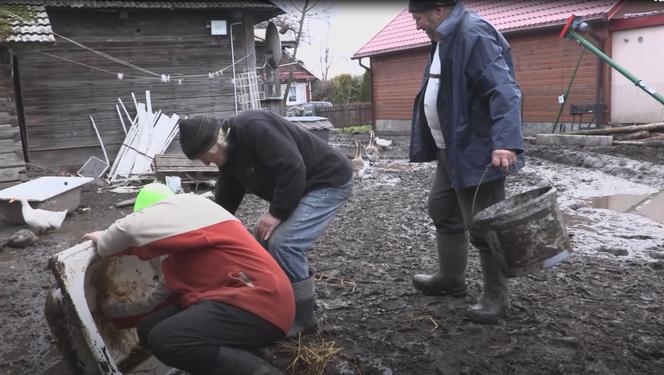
[266,179,352,282]
[141,300,283,374]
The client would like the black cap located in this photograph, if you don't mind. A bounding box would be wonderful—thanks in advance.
[408,0,457,12]
[178,116,221,160]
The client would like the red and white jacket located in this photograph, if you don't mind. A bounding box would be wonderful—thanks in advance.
[96,194,295,334]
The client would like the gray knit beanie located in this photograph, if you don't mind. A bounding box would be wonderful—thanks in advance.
[178,116,221,160]
[408,0,458,12]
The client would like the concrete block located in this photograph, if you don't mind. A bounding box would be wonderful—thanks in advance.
[536,134,613,147]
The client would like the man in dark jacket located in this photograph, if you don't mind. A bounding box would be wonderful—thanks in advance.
[178,110,353,337]
[408,0,525,323]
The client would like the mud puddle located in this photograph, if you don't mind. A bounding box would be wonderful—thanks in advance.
[586,191,664,224]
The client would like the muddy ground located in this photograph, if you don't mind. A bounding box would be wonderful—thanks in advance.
[1,133,663,375]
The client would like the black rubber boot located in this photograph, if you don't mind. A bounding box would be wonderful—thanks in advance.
[412,231,468,297]
[216,346,284,375]
[467,250,509,324]
[287,273,317,338]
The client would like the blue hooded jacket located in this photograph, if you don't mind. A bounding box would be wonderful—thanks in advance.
[409,2,525,188]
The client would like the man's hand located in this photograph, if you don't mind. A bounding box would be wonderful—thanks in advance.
[255,212,282,241]
[491,149,517,174]
[82,231,103,243]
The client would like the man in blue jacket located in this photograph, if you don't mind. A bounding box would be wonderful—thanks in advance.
[408,0,524,323]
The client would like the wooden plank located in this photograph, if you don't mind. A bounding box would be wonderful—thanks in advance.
[154,166,217,173]
[0,167,22,182]
[0,139,19,150]
[564,123,664,136]
[0,124,17,139]
[154,154,216,173]
[0,153,24,167]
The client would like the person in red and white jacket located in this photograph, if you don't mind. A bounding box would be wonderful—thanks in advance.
[84,188,293,375]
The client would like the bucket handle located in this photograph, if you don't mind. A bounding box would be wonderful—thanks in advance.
[471,163,555,218]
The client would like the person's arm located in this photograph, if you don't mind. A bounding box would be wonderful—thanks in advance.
[86,214,144,257]
[237,118,306,220]
[215,165,245,214]
[102,280,170,319]
[465,28,524,157]
[87,205,213,260]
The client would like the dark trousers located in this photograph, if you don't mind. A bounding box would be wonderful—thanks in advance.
[137,300,284,374]
[428,151,505,250]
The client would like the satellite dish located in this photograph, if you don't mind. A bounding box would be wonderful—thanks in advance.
[265,22,282,69]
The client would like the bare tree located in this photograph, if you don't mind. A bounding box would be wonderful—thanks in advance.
[319,15,332,81]
[270,0,331,105]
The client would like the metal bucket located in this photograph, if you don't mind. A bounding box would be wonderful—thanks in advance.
[473,186,571,278]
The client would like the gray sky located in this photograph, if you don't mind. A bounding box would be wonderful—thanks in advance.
[286,1,408,79]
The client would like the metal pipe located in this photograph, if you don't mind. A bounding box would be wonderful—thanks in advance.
[589,30,606,126]
[552,48,586,133]
[566,28,664,105]
[358,57,371,71]
[230,21,243,114]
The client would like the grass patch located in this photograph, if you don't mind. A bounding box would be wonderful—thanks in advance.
[337,125,373,134]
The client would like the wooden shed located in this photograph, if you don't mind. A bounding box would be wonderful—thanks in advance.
[352,0,664,135]
[0,0,283,171]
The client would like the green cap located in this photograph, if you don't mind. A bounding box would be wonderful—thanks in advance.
[133,183,174,212]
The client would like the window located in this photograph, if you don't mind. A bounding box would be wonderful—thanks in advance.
[288,85,297,102]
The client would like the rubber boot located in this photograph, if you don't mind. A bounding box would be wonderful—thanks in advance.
[287,274,317,338]
[467,250,509,324]
[215,346,284,375]
[412,231,468,297]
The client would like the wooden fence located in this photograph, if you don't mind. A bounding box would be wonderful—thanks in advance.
[317,102,372,130]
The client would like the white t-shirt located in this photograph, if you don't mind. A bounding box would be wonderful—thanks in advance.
[423,42,446,149]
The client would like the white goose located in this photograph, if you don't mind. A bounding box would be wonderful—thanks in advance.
[9,198,67,233]
[374,133,393,150]
[364,130,380,163]
[351,140,367,179]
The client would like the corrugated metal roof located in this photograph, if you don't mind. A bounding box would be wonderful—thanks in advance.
[0,5,55,43]
[1,1,279,43]
[4,1,277,9]
[353,0,620,59]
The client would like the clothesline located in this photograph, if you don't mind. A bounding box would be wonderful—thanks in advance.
[40,51,251,85]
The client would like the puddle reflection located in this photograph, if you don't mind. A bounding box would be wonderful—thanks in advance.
[587,191,664,224]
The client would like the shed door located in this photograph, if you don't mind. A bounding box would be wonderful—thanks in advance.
[610,25,664,124]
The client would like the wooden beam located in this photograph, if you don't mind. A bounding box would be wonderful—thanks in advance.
[562,122,664,136]
[0,167,22,182]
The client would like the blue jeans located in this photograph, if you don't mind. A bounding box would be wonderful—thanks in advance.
[261,179,352,282]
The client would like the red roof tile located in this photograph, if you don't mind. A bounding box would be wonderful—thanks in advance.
[353,0,620,58]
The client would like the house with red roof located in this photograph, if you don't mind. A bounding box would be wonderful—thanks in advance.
[279,57,318,105]
[255,27,318,105]
[352,0,664,134]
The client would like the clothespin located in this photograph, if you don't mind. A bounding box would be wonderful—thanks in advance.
[208,72,214,79]
[177,79,183,85]
[117,72,124,80]
[160,74,171,83]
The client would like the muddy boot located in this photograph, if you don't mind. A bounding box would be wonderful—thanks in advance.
[467,250,509,324]
[412,231,468,297]
[215,346,284,375]
[287,274,317,338]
